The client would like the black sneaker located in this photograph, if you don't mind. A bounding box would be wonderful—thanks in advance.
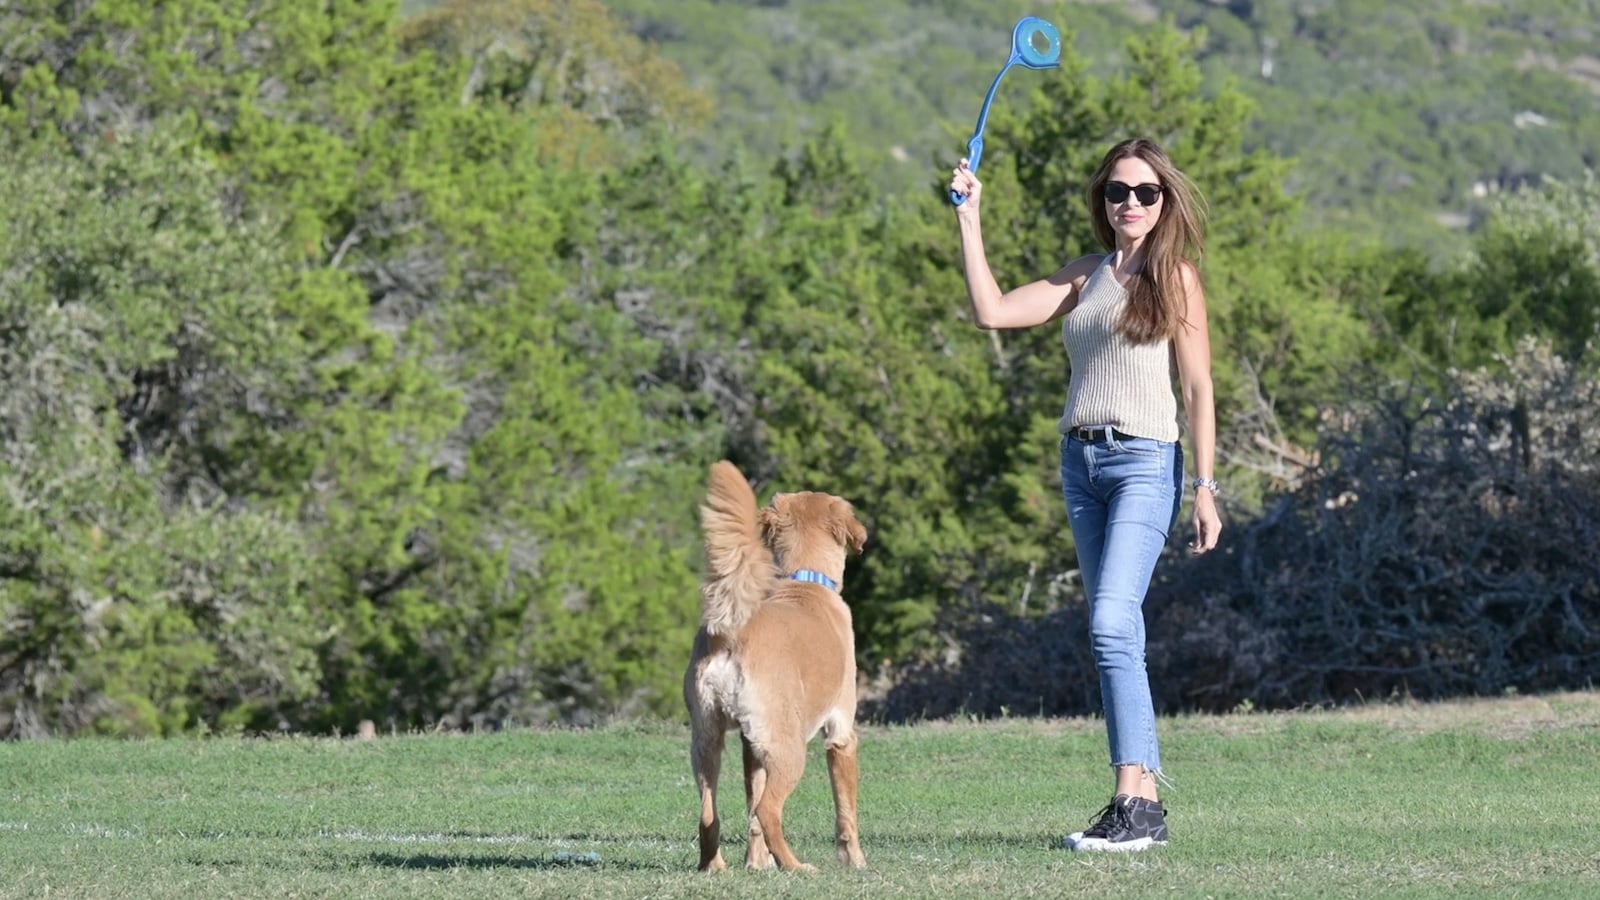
[1064,794,1168,852]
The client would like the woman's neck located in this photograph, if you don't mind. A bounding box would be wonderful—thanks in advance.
[1112,238,1147,274]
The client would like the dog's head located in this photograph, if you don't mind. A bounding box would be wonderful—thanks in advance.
[758,491,867,577]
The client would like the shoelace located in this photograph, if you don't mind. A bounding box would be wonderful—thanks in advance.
[1081,800,1133,839]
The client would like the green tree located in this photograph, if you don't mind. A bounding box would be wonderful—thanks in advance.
[399,0,711,167]
[3,0,718,731]
[0,129,322,738]
[1374,171,1600,373]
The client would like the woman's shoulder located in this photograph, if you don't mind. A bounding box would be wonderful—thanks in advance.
[1058,252,1111,279]
[1175,258,1204,290]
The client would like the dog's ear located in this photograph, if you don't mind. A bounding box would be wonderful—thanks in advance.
[831,500,867,554]
[757,502,783,544]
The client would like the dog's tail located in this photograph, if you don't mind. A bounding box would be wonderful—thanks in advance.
[699,460,775,637]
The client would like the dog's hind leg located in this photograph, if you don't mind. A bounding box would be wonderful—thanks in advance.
[691,726,728,871]
[741,734,775,869]
[749,736,813,872]
[825,729,866,868]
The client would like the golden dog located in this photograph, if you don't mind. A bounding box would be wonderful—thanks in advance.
[683,460,868,872]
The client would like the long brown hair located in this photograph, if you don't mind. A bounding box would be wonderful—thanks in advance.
[1084,138,1207,343]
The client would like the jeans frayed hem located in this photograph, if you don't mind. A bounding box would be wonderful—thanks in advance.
[1110,763,1176,792]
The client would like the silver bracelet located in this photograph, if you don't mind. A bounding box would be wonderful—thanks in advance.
[1192,476,1220,496]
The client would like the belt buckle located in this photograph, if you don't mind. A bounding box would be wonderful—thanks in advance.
[1078,425,1112,442]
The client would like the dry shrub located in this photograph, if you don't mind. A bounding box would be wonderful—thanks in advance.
[864,339,1600,721]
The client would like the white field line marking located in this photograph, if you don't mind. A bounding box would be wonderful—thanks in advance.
[0,821,676,853]
[317,830,538,845]
[318,831,676,852]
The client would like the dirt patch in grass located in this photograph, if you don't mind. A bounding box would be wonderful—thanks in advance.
[1170,690,1600,740]
[864,690,1600,741]
[1313,690,1600,739]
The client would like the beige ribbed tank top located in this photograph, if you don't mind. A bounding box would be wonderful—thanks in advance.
[1058,254,1182,442]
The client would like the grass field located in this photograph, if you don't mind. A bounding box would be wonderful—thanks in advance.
[2,692,1597,898]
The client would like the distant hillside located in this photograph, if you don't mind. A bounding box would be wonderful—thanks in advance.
[591,0,1143,188]
[406,1,1600,252]
[1162,0,1600,248]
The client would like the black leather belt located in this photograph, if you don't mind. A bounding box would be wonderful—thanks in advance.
[1068,425,1135,442]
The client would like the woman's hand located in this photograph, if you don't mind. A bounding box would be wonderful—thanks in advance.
[950,158,982,215]
[1189,488,1221,555]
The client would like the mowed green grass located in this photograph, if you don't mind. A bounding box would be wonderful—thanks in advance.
[2,693,1597,898]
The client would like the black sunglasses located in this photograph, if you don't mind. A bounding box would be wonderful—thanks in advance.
[1103,181,1164,205]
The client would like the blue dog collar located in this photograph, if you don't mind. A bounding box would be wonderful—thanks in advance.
[789,569,839,592]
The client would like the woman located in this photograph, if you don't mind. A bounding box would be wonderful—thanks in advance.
[950,138,1222,852]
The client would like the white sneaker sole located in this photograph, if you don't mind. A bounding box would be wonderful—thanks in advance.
[1068,836,1166,853]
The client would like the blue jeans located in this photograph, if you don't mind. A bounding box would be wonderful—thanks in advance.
[1060,433,1183,773]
